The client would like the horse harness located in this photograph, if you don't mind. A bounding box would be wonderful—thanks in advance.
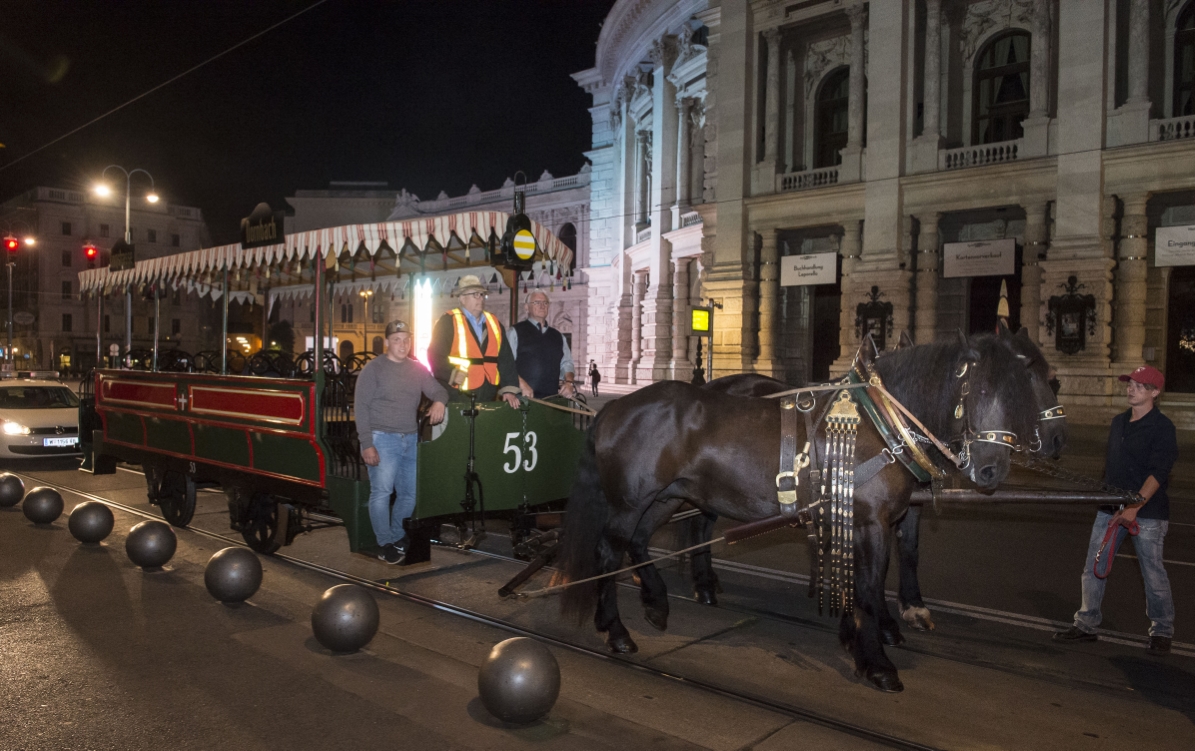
[772,356,1025,617]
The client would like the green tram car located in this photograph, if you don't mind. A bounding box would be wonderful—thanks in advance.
[75,212,589,560]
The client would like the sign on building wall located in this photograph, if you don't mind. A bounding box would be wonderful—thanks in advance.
[690,306,712,337]
[1154,225,1195,267]
[942,239,1016,278]
[780,252,837,286]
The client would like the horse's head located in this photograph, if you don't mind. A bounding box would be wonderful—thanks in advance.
[997,322,1067,459]
[951,331,1038,489]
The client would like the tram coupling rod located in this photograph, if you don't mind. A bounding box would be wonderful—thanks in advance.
[908,488,1119,504]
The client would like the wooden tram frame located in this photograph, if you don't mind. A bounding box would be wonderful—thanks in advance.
[76,211,588,558]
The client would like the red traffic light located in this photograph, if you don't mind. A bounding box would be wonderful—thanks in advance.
[84,244,98,259]
[3,236,18,253]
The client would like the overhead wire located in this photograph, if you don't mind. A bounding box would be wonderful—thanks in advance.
[0,0,334,174]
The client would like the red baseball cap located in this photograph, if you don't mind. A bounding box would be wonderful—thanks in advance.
[1118,365,1165,391]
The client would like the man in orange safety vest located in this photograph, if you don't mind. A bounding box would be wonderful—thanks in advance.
[428,274,521,408]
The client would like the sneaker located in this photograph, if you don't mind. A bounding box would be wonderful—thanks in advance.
[1053,625,1098,642]
[377,543,403,565]
[1148,636,1172,654]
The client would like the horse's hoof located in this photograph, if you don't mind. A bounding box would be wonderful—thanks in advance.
[880,627,905,647]
[867,670,904,693]
[607,635,638,654]
[694,590,718,606]
[644,607,669,632]
[900,605,936,632]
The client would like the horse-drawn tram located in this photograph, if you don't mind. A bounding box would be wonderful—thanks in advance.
[76,211,589,558]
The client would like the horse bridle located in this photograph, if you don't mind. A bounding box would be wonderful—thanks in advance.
[951,359,1019,469]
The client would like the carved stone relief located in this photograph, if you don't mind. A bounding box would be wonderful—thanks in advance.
[960,0,1035,63]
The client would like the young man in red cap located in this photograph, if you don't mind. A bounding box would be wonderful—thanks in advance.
[1054,365,1178,654]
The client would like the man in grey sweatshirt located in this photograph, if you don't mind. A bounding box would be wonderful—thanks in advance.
[355,320,448,564]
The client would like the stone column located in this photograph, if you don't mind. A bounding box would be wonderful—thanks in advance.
[839,4,867,182]
[832,220,863,374]
[635,131,650,229]
[676,97,692,209]
[671,258,691,379]
[763,28,781,164]
[1021,0,1053,156]
[1126,0,1150,104]
[629,271,646,380]
[914,213,940,345]
[1113,194,1150,366]
[923,0,942,138]
[756,229,780,374]
[1020,204,1049,345]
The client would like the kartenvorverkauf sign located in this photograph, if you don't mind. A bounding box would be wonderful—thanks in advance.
[780,252,837,286]
[1154,225,1195,267]
[942,238,1016,278]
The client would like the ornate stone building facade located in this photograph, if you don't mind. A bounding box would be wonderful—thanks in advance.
[281,170,590,360]
[577,0,1195,427]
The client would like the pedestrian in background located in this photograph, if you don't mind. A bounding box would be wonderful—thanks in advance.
[589,361,601,397]
[356,320,447,565]
[1054,365,1178,653]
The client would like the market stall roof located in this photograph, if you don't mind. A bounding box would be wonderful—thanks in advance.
[78,211,575,297]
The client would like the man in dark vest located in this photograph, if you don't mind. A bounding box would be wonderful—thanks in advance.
[509,290,576,399]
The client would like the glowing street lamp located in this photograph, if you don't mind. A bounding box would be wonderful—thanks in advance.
[94,165,159,366]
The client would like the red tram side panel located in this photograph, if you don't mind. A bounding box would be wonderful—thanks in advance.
[94,370,326,488]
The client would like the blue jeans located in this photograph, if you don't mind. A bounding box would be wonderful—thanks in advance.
[1074,510,1174,638]
[366,431,418,548]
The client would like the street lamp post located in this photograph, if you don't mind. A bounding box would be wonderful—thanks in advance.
[359,288,374,355]
[94,166,158,368]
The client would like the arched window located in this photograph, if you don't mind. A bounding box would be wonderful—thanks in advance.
[814,68,850,169]
[1174,5,1195,116]
[372,335,384,355]
[558,222,578,273]
[973,32,1031,144]
[339,339,354,360]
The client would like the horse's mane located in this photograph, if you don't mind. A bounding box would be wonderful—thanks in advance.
[872,334,1035,440]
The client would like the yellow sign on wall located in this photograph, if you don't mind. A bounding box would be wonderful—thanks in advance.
[690,306,711,336]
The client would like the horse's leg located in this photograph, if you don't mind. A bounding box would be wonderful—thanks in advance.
[690,511,721,605]
[593,507,646,654]
[626,499,686,631]
[875,527,905,647]
[896,505,935,631]
[841,519,904,693]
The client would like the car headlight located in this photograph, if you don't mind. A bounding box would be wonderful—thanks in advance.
[2,421,31,435]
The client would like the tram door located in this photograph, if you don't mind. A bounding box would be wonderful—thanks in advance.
[1165,265,1195,393]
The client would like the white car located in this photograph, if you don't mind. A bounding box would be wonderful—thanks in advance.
[0,376,82,458]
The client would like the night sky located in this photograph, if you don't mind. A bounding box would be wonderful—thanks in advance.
[0,0,614,244]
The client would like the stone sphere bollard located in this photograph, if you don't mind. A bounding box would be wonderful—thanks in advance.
[68,501,115,544]
[477,637,561,724]
[0,473,25,507]
[22,486,64,525]
[204,547,263,603]
[125,520,177,569]
[310,584,379,653]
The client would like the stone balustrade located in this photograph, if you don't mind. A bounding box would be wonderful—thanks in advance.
[776,165,840,193]
[1150,114,1195,142]
[939,140,1022,170]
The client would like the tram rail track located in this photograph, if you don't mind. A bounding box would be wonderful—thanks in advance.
[15,469,944,751]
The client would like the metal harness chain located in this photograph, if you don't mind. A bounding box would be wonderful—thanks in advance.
[819,391,859,617]
[1011,453,1141,504]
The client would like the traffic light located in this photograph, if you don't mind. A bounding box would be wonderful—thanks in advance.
[3,235,18,253]
[83,243,99,269]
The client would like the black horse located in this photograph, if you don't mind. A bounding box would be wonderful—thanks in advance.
[555,333,1038,692]
[696,326,1067,637]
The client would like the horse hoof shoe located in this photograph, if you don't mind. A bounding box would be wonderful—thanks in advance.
[607,636,638,654]
[694,591,718,606]
[880,628,905,646]
[868,672,904,693]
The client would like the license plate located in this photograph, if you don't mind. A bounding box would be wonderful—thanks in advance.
[43,437,78,447]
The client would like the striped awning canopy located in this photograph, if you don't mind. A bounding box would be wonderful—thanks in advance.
[77,211,575,297]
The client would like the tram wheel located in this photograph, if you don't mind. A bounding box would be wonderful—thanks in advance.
[241,496,297,554]
[146,465,197,528]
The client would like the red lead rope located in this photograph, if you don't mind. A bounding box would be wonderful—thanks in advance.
[1093,515,1140,579]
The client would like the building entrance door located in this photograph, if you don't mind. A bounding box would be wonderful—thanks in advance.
[967,245,1022,334]
[1165,265,1195,393]
[810,283,841,382]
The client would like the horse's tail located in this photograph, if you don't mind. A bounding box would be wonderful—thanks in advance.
[552,415,608,624]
